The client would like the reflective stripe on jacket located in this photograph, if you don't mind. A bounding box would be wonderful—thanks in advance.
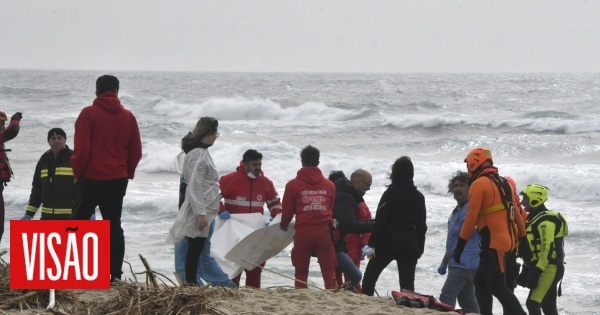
[219,162,282,217]
[25,147,74,219]
[526,209,568,269]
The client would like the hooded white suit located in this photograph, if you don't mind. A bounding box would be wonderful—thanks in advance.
[167,147,220,243]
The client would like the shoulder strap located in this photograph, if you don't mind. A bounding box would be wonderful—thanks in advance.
[533,210,568,237]
[482,174,515,218]
[553,210,569,237]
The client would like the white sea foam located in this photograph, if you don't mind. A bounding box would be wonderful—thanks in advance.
[136,139,182,173]
[382,114,600,134]
[151,97,368,121]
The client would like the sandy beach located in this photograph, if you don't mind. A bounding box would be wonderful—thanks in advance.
[3,286,466,315]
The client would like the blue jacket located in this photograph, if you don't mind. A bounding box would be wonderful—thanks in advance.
[446,203,479,269]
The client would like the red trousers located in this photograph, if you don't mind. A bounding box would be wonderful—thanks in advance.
[233,262,265,288]
[291,227,337,289]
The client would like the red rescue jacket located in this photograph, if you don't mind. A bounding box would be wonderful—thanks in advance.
[71,91,142,181]
[281,167,336,233]
[219,162,282,217]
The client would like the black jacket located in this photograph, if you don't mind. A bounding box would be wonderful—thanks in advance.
[368,183,427,256]
[25,146,74,219]
[333,179,375,252]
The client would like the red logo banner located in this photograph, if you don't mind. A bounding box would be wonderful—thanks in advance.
[10,220,110,289]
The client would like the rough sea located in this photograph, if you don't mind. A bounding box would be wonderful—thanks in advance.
[1,70,599,314]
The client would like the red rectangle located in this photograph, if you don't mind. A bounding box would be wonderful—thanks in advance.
[10,220,110,289]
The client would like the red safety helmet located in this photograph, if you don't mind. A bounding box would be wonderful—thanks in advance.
[464,147,493,173]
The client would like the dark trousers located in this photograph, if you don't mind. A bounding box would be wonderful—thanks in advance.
[475,249,526,315]
[0,185,4,244]
[185,236,206,285]
[71,177,128,280]
[362,251,419,296]
[505,249,520,292]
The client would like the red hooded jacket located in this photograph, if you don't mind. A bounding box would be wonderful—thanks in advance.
[281,167,336,233]
[219,162,282,217]
[71,91,142,181]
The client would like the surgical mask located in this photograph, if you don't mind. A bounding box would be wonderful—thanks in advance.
[247,172,261,179]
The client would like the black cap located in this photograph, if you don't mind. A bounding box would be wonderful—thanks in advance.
[47,128,67,141]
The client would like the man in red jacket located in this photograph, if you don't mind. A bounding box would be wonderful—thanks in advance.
[218,149,282,288]
[280,145,337,289]
[70,75,142,282]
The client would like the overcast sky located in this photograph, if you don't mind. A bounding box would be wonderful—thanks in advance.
[1,0,599,73]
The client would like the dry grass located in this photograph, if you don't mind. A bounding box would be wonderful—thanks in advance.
[0,252,242,315]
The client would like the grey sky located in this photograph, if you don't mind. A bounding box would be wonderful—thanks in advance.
[1,0,599,72]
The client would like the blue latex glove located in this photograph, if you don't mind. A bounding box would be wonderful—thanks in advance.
[21,214,33,220]
[90,213,96,220]
[219,210,231,220]
[265,217,274,227]
[280,224,288,232]
[362,245,375,257]
[438,263,448,275]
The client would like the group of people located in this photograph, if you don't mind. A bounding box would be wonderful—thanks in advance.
[1,75,568,314]
[166,114,568,315]
[165,115,427,295]
[439,148,568,315]
[0,74,142,283]
[164,113,429,300]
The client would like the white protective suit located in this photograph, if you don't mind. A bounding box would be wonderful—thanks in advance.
[166,147,220,243]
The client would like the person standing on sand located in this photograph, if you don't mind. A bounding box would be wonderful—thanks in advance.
[280,145,337,289]
[218,149,283,288]
[70,75,142,282]
[21,128,78,220]
[173,131,235,287]
[453,148,527,315]
[167,117,220,285]
[518,184,568,315]
[330,169,375,292]
[362,156,427,296]
[437,171,479,313]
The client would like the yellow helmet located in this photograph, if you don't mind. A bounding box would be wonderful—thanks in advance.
[520,184,549,208]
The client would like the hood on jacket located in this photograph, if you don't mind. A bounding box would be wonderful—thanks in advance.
[335,178,360,201]
[93,91,124,114]
[296,167,324,185]
[181,132,211,153]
